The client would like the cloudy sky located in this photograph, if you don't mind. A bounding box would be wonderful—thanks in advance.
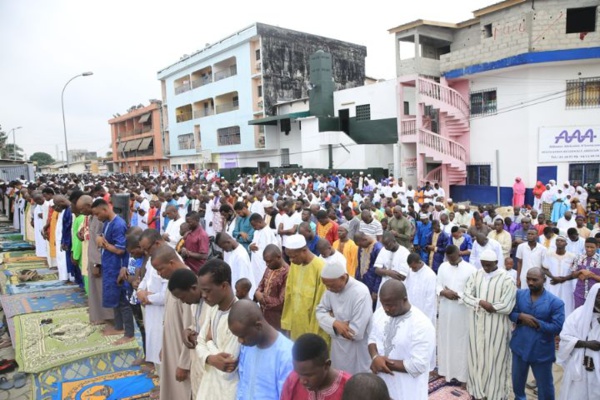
[0,0,491,160]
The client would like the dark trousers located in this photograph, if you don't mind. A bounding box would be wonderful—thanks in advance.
[131,303,146,353]
[113,293,135,338]
[512,353,555,400]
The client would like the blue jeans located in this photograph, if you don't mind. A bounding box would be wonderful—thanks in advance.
[512,354,555,400]
[113,292,135,338]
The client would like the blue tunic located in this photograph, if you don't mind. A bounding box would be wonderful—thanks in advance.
[413,221,432,264]
[427,230,451,272]
[509,289,564,363]
[236,333,294,400]
[356,241,383,296]
[61,207,82,285]
[233,215,255,253]
[101,215,129,308]
[458,233,473,262]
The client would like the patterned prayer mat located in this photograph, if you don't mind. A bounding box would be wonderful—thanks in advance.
[428,378,471,399]
[0,233,24,241]
[6,279,76,295]
[55,369,157,400]
[0,241,35,251]
[14,307,140,373]
[0,250,45,263]
[2,261,49,270]
[32,348,145,400]
[0,288,87,319]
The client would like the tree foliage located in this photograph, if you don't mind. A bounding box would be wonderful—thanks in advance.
[29,152,55,166]
[0,125,24,160]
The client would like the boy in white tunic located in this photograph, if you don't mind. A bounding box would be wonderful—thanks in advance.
[249,213,279,280]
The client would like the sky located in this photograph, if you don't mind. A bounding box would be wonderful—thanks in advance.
[0,0,492,160]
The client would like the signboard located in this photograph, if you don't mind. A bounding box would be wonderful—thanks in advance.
[538,126,600,163]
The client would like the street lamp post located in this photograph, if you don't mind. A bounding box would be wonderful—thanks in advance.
[9,126,22,160]
[61,72,93,174]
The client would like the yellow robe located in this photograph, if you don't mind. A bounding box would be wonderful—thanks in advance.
[49,211,58,258]
[333,239,359,277]
[281,256,330,345]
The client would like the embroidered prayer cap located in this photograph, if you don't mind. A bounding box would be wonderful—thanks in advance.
[458,205,466,210]
[480,249,498,262]
[284,234,307,250]
[321,258,347,279]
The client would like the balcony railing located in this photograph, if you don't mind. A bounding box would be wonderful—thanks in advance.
[175,82,191,95]
[216,100,239,114]
[400,118,417,136]
[193,109,214,119]
[214,65,237,81]
[142,125,152,133]
[192,75,213,89]
[176,112,193,123]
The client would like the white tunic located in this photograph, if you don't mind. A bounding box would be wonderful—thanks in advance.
[374,246,410,308]
[55,210,68,281]
[368,306,435,400]
[137,257,167,364]
[515,242,546,287]
[224,246,256,299]
[470,238,504,270]
[316,277,373,374]
[164,217,184,249]
[250,227,279,280]
[542,250,577,318]
[436,260,477,382]
[33,204,47,257]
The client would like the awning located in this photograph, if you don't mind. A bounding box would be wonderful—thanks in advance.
[138,137,154,151]
[248,111,310,126]
[117,142,126,153]
[138,113,151,124]
[124,139,142,152]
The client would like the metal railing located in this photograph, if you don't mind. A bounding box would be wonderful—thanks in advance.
[214,65,237,81]
[215,100,239,114]
[175,82,191,95]
[419,128,467,162]
[418,78,470,118]
[192,75,213,89]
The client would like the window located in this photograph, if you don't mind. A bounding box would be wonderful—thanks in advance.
[281,148,290,166]
[178,133,195,150]
[566,7,597,34]
[217,126,241,146]
[569,163,600,185]
[467,164,491,186]
[483,24,493,38]
[355,104,371,121]
[470,89,497,116]
[255,49,261,61]
[403,101,410,115]
[258,85,263,97]
[566,77,600,109]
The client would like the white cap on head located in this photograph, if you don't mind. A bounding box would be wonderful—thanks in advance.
[447,198,453,203]
[458,205,466,210]
[480,249,498,262]
[284,234,306,250]
[321,258,347,279]
[263,200,273,208]
[420,213,429,219]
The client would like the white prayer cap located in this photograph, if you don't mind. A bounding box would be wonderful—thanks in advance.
[447,198,453,203]
[480,249,498,262]
[419,213,429,219]
[458,205,466,210]
[321,258,347,279]
[263,200,273,208]
[284,234,306,250]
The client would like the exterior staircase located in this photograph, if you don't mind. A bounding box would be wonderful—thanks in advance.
[400,77,470,193]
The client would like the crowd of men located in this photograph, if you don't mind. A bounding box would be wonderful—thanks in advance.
[3,170,600,400]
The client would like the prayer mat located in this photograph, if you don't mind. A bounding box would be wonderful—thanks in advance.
[0,241,35,251]
[2,261,48,270]
[6,279,76,295]
[0,250,44,263]
[0,288,87,319]
[15,307,141,373]
[428,385,471,399]
[0,233,23,241]
[32,348,145,400]
[54,369,157,400]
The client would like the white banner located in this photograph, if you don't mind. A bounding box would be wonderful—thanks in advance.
[538,126,600,163]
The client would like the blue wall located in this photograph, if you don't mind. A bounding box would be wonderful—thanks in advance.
[450,185,534,207]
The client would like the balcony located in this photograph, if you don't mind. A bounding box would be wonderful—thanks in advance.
[214,65,237,81]
[192,75,213,89]
[175,82,191,95]
[193,108,215,119]
[176,112,193,123]
[216,100,239,114]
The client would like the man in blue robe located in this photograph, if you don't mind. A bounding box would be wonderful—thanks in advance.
[451,226,473,262]
[509,267,564,400]
[413,214,432,264]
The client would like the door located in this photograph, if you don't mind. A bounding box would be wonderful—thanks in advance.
[537,166,557,184]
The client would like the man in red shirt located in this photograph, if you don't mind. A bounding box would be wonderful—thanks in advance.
[180,212,209,273]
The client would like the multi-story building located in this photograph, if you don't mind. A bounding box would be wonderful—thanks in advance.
[157,23,366,170]
[391,0,600,203]
[109,101,170,174]
[68,149,97,163]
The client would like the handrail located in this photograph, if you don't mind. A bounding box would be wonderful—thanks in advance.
[424,165,443,183]
[419,128,467,162]
[400,118,417,136]
[418,78,470,118]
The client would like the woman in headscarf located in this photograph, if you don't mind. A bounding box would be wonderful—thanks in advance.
[332,223,358,277]
[575,186,588,209]
[532,181,546,212]
[563,181,575,197]
[541,184,554,219]
[551,189,569,223]
[512,177,526,207]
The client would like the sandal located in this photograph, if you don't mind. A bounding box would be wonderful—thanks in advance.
[41,318,53,325]
[13,372,26,389]
[0,360,16,374]
[0,339,11,350]
[0,376,13,390]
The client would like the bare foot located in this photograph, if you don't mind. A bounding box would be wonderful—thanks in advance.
[460,382,467,390]
[113,336,135,345]
[131,358,146,366]
[102,327,124,336]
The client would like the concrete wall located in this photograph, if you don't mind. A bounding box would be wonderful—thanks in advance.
[468,60,599,188]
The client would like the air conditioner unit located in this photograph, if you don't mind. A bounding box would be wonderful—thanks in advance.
[256,62,262,71]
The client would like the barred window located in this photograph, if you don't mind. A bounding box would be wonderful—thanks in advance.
[467,164,491,186]
[356,104,371,121]
[177,133,195,150]
[217,126,241,146]
[569,163,600,185]
[470,89,497,116]
[566,77,600,109]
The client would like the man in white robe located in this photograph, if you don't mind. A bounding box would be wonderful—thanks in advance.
[516,228,546,289]
[542,235,578,317]
[374,232,410,308]
[557,283,600,400]
[470,234,504,270]
[405,252,437,371]
[32,194,48,257]
[249,213,279,281]
[462,249,517,400]
[162,205,184,249]
[436,245,477,385]
[368,280,435,400]
[52,196,69,282]
[316,256,373,374]
[217,233,256,300]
